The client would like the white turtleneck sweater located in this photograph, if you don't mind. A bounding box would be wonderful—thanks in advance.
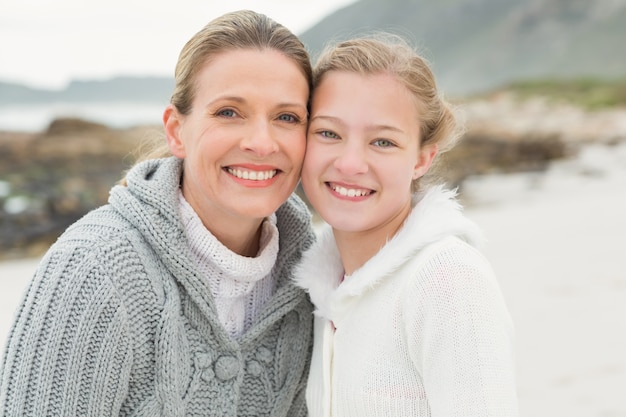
[178,191,279,338]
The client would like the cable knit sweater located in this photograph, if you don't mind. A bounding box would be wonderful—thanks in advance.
[0,157,315,417]
[295,186,518,417]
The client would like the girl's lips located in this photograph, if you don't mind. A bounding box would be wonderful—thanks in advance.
[326,182,374,198]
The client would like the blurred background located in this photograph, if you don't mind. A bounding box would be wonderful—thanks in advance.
[1,0,625,415]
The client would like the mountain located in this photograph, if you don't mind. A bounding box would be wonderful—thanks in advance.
[2,0,624,102]
[0,76,174,105]
[299,0,626,96]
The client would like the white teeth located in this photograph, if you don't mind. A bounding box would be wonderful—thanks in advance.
[228,168,277,181]
[332,185,371,197]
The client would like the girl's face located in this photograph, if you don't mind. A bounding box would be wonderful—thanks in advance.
[164,49,309,228]
[302,71,436,236]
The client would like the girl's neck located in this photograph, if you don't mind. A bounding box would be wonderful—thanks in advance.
[333,203,412,276]
[334,231,384,276]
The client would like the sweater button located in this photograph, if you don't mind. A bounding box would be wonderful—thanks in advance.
[195,353,212,368]
[201,367,215,382]
[194,353,215,381]
[256,347,273,364]
[214,355,240,381]
[246,360,263,377]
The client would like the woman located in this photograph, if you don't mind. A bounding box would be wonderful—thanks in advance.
[0,10,314,417]
[295,35,518,416]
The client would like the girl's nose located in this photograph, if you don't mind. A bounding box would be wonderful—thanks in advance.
[333,144,368,176]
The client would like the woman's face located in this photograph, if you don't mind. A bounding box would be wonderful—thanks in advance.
[164,49,309,227]
[302,71,435,236]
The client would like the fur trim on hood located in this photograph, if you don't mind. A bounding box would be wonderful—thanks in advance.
[293,185,484,320]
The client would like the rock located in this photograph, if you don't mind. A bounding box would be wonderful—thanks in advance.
[45,118,110,136]
[1,97,625,260]
[0,118,163,260]
[442,129,570,187]
[459,93,626,145]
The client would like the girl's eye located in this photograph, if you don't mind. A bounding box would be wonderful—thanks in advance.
[217,109,237,118]
[320,130,339,139]
[278,113,300,123]
[373,139,394,148]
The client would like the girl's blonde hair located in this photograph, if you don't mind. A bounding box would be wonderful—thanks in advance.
[313,33,463,190]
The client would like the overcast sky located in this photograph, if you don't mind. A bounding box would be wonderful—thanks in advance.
[1,0,356,89]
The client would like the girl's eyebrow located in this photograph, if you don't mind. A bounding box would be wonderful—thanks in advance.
[310,114,404,133]
[309,114,343,125]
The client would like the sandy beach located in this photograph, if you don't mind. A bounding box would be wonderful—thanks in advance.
[1,142,625,416]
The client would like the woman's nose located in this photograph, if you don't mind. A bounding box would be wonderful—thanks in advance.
[240,120,279,156]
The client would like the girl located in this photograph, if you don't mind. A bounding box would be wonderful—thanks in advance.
[295,35,518,416]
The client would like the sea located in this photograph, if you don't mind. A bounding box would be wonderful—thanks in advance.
[0,101,167,132]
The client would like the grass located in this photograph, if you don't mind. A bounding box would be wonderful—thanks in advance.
[495,78,626,110]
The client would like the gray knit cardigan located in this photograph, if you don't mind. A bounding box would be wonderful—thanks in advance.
[0,157,315,417]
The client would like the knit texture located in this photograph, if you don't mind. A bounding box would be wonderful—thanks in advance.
[295,186,518,417]
[0,157,315,417]
[178,190,279,338]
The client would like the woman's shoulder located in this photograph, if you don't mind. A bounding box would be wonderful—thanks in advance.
[276,193,312,227]
[43,204,166,303]
[275,193,315,249]
[58,203,133,245]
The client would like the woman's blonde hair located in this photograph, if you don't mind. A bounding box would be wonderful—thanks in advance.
[121,10,313,183]
[313,33,462,191]
[172,10,312,116]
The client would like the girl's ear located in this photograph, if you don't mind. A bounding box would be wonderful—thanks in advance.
[163,104,186,158]
[413,143,438,180]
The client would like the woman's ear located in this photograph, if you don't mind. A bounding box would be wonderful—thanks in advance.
[413,143,438,180]
[163,104,186,158]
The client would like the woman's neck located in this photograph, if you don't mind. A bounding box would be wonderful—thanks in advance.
[181,191,264,258]
[212,222,263,257]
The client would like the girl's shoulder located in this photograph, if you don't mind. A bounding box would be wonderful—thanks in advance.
[400,235,501,306]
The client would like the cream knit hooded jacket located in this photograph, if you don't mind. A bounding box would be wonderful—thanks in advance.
[0,157,315,417]
[295,186,518,417]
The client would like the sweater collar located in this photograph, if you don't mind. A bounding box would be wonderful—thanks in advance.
[109,157,311,285]
[109,157,314,344]
[178,189,279,284]
[294,185,484,320]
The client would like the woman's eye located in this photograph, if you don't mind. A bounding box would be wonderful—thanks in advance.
[217,109,237,118]
[373,139,394,148]
[278,113,299,123]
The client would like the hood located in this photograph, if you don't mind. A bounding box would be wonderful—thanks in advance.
[294,185,484,320]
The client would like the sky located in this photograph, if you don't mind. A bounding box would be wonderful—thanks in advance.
[1,0,357,90]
